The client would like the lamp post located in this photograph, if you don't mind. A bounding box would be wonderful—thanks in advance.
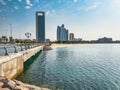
[25,32,31,49]
[25,32,31,39]
[9,24,13,43]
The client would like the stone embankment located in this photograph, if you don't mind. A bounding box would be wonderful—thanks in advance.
[0,76,51,90]
[0,46,43,79]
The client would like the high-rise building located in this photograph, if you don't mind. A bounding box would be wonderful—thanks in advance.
[63,29,68,41]
[57,26,61,41]
[69,33,74,41]
[36,11,45,42]
[57,24,68,41]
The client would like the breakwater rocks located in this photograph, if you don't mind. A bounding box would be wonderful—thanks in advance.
[43,45,52,51]
[0,76,51,90]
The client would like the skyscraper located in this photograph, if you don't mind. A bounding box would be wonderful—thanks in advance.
[36,11,45,42]
[57,24,68,42]
[69,33,74,41]
[57,26,61,41]
[65,29,68,41]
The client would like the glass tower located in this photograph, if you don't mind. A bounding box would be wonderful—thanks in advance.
[36,11,45,42]
[57,24,68,41]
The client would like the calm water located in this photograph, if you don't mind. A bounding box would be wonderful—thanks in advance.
[17,44,120,90]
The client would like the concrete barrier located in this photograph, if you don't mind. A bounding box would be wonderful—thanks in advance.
[0,46,43,79]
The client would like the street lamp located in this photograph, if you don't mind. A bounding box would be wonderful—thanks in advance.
[25,32,31,49]
[9,24,13,43]
[25,32,31,39]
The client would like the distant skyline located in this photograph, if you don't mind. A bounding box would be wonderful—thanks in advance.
[57,24,69,41]
[0,0,120,41]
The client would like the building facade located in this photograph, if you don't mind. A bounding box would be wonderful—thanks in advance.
[57,24,68,41]
[0,36,8,43]
[36,11,45,42]
[57,26,61,41]
[97,37,112,43]
[69,33,74,41]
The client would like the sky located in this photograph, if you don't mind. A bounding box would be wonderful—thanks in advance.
[0,0,120,41]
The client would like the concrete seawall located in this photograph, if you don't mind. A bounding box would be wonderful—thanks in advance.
[0,46,43,79]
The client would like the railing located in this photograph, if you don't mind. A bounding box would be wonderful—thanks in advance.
[0,45,41,56]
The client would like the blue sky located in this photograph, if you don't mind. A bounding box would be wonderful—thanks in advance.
[0,0,120,40]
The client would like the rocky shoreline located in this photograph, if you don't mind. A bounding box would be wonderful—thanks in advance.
[0,76,51,90]
[43,45,52,50]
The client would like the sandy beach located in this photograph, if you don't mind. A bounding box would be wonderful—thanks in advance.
[50,43,82,48]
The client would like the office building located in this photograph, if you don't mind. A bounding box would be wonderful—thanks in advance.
[0,36,8,43]
[57,26,61,41]
[57,24,68,41]
[36,11,45,42]
[97,37,112,43]
[69,33,74,41]
[45,38,50,43]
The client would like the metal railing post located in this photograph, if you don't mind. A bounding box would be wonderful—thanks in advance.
[28,45,30,49]
[20,46,23,51]
[14,46,17,53]
[25,45,27,50]
[4,46,9,56]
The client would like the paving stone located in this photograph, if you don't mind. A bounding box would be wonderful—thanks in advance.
[7,80,16,89]
[0,82,4,87]
[0,87,10,90]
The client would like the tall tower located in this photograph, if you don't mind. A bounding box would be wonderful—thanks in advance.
[57,26,61,41]
[57,24,69,42]
[36,11,45,42]
[69,33,74,41]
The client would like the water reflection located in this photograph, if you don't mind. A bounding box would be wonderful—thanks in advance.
[17,44,120,90]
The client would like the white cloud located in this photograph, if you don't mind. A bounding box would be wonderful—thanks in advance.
[74,0,77,3]
[86,4,97,11]
[46,10,56,16]
[0,0,6,5]
[26,0,33,6]
[86,2,101,11]
[51,10,55,14]
[34,0,39,3]
[25,0,33,9]
[15,6,19,9]
[18,0,22,2]
[46,11,51,16]
[25,6,31,9]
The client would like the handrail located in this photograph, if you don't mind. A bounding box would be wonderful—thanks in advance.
[0,45,41,56]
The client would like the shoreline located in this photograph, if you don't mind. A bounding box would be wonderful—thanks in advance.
[0,76,51,90]
[50,43,83,48]
[50,43,120,49]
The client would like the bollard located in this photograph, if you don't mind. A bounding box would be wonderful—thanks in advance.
[20,46,23,51]
[29,45,31,48]
[14,46,18,53]
[25,45,27,50]
[28,45,30,49]
[4,46,9,56]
